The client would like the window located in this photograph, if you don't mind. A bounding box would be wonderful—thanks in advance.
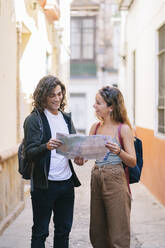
[71,19,81,60]
[71,17,95,60]
[158,24,165,133]
[70,17,96,76]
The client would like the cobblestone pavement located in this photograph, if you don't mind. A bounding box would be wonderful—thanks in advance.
[1,160,165,247]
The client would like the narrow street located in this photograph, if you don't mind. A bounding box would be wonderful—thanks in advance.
[1,1,165,247]
[1,161,165,248]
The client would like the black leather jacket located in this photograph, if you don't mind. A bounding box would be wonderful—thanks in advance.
[24,109,81,190]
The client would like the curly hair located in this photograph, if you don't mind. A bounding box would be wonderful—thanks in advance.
[99,86,132,129]
[32,75,67,112]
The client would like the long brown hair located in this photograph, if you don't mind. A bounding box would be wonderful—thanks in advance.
[99,86,132,129]
[32,75,67,112]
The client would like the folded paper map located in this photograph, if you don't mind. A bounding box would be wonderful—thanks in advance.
[56,133,113,160]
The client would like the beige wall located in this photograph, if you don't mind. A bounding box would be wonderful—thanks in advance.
[0,0,17,150]
[0,0,24,234]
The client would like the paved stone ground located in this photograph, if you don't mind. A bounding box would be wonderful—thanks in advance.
[1,161,165,247]
[130,182,165,248]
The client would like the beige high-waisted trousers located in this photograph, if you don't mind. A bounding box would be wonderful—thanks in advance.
[90,164,131,248]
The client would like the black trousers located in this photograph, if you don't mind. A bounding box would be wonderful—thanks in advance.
[31,178,75,248]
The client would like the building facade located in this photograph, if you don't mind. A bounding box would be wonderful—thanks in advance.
[118,0,165,205]
[69,0,121,134]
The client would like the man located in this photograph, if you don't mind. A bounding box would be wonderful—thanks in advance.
[24,75,81,248]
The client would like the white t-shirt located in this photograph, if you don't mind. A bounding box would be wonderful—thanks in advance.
[44,109,72,181]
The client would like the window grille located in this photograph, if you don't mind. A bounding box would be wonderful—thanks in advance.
[71,17,95,60]
[158,24,165,133]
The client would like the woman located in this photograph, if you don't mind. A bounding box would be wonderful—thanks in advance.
[75,86,136,248]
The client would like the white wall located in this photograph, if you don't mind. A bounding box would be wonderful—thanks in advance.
[120,0,165,129]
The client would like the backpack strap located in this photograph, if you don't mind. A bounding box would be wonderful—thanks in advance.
[94,122,101,135]
[118,123,123,147]
[118,123,131,195]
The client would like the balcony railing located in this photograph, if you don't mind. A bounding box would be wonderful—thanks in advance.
[0,146,24,235]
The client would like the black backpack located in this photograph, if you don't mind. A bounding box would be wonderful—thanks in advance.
[18,109,43,180]
[118,124,143,184]
[126,136,143,183]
